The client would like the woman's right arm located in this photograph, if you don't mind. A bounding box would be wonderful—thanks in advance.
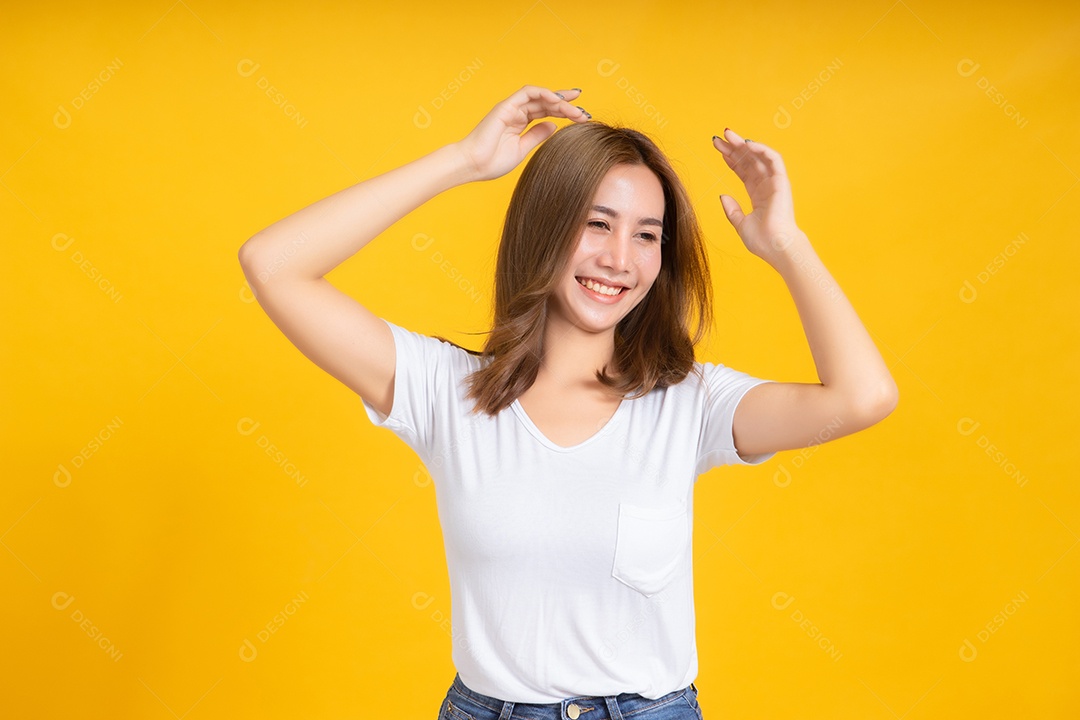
[238,85,588,417]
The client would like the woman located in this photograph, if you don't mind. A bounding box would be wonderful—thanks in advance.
[239,85,897,719]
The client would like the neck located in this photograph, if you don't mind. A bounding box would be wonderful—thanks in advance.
[536,314,621,393]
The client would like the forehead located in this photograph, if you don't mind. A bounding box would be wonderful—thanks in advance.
[592,164,664,208]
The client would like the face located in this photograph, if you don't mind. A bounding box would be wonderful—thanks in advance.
[547,163,665,335]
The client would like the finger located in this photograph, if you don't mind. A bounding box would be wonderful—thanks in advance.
[519,120,558,154]
[712,128,757,168]
[714,128,772,184]
[516,85,589,122]
[711,132,733,156]
[719,194,746,228]
[752,142,788,176]
[553,88,590,121]
[721,128,787,176]
[502,85,562,120]
[519,96,590,122]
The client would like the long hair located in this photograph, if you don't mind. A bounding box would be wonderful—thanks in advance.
[436,120,714,417]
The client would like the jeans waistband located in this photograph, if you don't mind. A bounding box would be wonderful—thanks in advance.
[448,673,699,720]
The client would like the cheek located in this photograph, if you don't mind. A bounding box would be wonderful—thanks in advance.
[638,245,663,281]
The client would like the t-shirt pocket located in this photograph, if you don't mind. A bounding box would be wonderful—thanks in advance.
[611,502,690,597]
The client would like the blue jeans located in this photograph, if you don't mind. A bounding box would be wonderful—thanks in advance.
[438,673,704,720]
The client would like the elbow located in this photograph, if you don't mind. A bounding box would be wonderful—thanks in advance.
[238,235,276,288]
[237,238,271,301]
[851,377,899,427]
[238,233,319,284]
[238,235,262,273]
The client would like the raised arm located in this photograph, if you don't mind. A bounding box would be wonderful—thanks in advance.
[238,85,590,416]
[710,128,898,458]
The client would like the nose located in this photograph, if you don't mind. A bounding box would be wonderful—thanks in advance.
[597,227,636,274]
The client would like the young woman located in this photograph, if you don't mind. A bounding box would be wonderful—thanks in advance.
[239,85,897,720]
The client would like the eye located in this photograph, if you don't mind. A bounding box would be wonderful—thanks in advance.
[588,220,661,243]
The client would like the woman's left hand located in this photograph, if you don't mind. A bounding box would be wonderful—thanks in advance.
[712,128,804,268]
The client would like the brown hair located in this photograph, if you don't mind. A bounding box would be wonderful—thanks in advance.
[436,120,714,417]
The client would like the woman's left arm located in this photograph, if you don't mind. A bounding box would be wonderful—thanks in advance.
[712,128,898,457]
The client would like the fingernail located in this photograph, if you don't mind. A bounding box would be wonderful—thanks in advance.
[712,135,721,141]
[555,91,565,100]
[572,87,582,92]
[576,106,591,119]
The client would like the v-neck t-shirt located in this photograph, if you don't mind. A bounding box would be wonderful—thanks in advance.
[361,318,776,703]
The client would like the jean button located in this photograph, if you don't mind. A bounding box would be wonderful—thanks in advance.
[567,703,581,719]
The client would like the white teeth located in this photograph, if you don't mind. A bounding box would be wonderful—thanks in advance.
[578,277,623,296]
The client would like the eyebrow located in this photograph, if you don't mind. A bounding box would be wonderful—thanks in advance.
[590,205,664,229]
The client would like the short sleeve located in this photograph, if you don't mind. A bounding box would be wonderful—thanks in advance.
[695,362,776,475]
[360,318,444,455]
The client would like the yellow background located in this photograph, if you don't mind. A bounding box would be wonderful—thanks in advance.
[4,1,1078,717]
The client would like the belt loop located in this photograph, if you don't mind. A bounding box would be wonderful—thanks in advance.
[603,695,623,720]
[498,700,515,720]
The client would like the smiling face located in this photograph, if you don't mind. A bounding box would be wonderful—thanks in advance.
[547,162,665,336]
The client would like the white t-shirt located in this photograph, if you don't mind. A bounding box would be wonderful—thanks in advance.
[361,318,776,703]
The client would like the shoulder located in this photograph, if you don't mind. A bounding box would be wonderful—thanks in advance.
[381,318,487,372]
[667,360,717,391]
[629,361,709,407]
[658,359,766,406]
[694,358,774,412]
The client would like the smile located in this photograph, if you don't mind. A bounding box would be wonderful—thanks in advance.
[576,276,628,296]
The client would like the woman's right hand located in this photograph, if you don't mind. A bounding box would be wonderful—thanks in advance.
[454,85,590,182]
